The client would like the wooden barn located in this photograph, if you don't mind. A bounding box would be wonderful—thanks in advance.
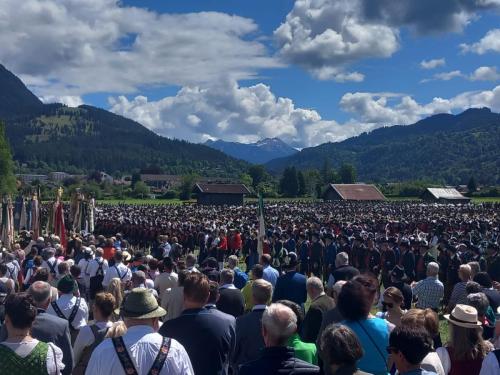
[194,183,251,206]
[421,188,471,204]
[323,184,386,201]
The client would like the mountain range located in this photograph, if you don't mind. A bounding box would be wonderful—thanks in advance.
[204,137,297,164]
[266,107,500,185]
[0,64,248,177]
[1,63,499,185]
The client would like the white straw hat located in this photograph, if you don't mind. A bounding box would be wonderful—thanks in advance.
[444,304,482,329]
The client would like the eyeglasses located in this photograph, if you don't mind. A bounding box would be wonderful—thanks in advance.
[386,346,398,354]
[382,302,394,309]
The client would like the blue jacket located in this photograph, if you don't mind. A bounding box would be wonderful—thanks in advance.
[272,271,307,306]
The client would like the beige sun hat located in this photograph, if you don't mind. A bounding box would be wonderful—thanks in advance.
[444,304,482,329]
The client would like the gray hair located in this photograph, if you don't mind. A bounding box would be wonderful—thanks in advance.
[262,303,297,345]
[28,281,52,307]
[336,252,349,266]
[227,255,238,269]
[427,262,439,277]
[307,276,324,293]
[467,292,489,316]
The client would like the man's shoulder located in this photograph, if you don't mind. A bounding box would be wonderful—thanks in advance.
[33,312,69,330]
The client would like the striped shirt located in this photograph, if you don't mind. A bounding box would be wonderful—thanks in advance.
[448,281,469,309]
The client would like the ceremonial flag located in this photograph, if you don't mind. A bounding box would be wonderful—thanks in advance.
[1,197,14,249]
[257,193,265,256]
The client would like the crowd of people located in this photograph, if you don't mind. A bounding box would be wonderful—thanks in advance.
[0,200,499,375]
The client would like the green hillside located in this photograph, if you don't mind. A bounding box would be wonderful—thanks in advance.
[0,64,248,176]
[266,108,500,185]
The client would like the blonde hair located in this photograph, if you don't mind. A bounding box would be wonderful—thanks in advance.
[105,321,127,338]
[107,278,123,310]
[402,308,439,337]
[459,264,472,281]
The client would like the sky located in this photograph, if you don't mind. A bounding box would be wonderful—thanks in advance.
[1,0,499,148]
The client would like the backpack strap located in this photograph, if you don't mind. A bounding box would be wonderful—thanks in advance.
[114,266,126,280]
[68,297,81,325]
[147,337,171,375]
[51,301,66,320]
[47,260,57,275]
[112,336,138,375]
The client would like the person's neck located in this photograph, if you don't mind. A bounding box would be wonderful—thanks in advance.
[7,327,32,342]
[184,300,205,310]
[399,363,421,374]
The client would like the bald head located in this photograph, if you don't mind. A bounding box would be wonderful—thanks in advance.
[28,281,52,308]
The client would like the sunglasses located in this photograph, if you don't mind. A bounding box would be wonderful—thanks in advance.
[382,302,394,309]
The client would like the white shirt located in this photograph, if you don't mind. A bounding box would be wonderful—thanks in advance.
[86,325,194,375]
[1,339,65,374]
[161,286,185,321]
[73,321,113,365]
[102,262,131,287]
[77,258,92,288]
[480,351,500,375]
[47,293,89,330]
[42,257,61,278]
[154,272,178,296]
[87,257,109,278]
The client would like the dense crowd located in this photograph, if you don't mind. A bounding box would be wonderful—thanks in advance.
[0,201,499,375]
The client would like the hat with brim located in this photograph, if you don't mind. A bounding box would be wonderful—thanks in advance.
[444,304,482,329]
[117,288,166,319]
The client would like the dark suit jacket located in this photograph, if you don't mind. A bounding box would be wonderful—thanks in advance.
[239,346,319,375]
[272,271,307,306]
[0,309,74,375]
[160,307,236,375]
[232,307,266,374]
[217,287,245,318]
[302,294,335,343]
[332,265,360,282]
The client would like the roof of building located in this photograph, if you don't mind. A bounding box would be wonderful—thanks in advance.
[425,188,471,200]
[327,184,386,201]
[194,183,251,195]
[140,174,181,182]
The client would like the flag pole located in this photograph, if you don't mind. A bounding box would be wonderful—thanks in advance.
[257,193,265,256]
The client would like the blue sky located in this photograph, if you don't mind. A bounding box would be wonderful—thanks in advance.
[1,0,499,147]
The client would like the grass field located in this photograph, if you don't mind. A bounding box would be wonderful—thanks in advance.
[95,196,500,205]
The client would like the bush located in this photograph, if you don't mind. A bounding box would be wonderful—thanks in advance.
[162,190,178,199]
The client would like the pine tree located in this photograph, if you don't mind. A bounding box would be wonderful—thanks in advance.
[297,170,306,196]
[339,163,357,184]
[467,176,477,194]
[0,121,16,196]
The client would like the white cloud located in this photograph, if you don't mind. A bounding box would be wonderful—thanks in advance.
[109,79,500,148]
[274,0,499,80]
[0,0,280,96]
[274,0,398,81]
[421,70,464,83]
[340,86,500,127]
[39,95,84,107]
[109,80,377,147]
[461,29,500,54]
[420,58,446,69]
[470,66,500,81]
